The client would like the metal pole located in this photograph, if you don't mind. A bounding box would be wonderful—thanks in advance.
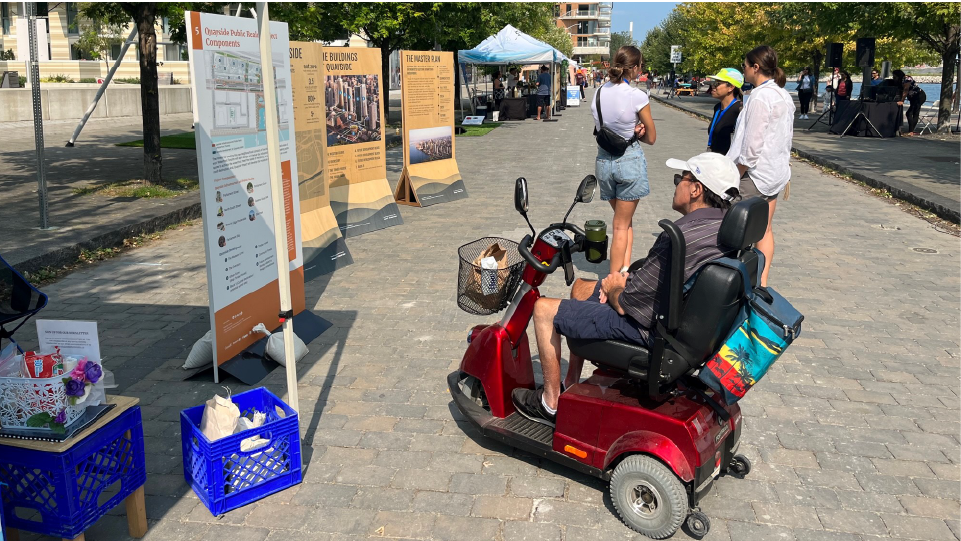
[26,2,48,229]
[255,2,300,419]
[66,26,138,147]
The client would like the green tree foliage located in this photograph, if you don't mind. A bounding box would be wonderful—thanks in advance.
[609,30,636,62]
[269,2,568,116]
[640,11,686,75]
[73,19,126,71]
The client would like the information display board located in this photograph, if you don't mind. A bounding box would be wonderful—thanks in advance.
[394,51,466,207]
[566,86,581,107]
[186,11,305,374]
[290,42,352,279]
[321,47,403,237]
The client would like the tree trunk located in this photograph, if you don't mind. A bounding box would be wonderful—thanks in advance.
[135,4,162,183]
[938,47,957,133]
[953,56,960,113]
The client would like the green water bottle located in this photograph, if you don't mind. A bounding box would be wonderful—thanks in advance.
[584,220,607,263]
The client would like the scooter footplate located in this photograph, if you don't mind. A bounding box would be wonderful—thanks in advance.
[489,413,554,446]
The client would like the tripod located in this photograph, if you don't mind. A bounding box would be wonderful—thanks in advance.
[836,96,884,138]
[807,87,835,130]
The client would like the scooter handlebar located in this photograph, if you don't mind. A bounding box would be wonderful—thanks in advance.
[519,235,562,273]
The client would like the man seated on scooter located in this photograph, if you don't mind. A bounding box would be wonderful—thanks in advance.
[513,152,742,427]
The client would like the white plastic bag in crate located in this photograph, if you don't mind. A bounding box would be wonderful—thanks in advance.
[0,375,86,430]
[480,256,499,296]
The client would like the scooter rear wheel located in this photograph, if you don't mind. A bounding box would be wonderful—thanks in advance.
[610,455,686,539]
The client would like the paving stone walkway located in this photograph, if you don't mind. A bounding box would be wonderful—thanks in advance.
[10,88,960,541]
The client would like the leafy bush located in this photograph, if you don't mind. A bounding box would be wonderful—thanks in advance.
[114,77,140,84]
[0,49,15,60]
[40,74,74,83]
[18,76,26,86]
[79,77,97,83]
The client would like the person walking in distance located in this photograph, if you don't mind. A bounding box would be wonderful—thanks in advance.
[535,65,552,121]
[705,68,744,155]
[726,45,794,286]
[796,67,814,119]
[591,45,657,277]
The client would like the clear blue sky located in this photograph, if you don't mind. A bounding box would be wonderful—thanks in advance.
[611,2,678,42]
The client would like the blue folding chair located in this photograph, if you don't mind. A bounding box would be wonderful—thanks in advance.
[0,255,48,352]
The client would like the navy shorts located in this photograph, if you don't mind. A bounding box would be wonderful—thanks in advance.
[553,282,650,346]
[538,94,551,107]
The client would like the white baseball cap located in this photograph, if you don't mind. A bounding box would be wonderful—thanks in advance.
[665,153,741,201]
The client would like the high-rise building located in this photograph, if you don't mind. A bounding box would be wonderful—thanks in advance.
[555,2,612,67]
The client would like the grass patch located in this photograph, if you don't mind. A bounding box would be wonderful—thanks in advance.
[117,131,196,149]
[457,122,502,137]
[73,177,199,199]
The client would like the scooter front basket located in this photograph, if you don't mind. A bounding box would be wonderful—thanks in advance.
[456,237,525,316]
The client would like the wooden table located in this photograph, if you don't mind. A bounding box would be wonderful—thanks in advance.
[1,396,147,541]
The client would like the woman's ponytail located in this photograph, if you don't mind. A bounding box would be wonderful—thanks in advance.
[774,67,786,88]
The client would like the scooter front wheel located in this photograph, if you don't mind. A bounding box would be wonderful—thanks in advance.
[610,455,686,539]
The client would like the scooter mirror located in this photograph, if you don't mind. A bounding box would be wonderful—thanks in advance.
[575,175,597,204]
[514,177,529,214]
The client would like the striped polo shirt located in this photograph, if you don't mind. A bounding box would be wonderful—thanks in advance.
[620,207,730,334]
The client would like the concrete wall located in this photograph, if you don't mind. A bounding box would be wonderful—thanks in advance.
[0,85,193,122]
[0,60,192,83]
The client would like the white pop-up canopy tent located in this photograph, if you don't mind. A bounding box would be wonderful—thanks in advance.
[458,25,576,117]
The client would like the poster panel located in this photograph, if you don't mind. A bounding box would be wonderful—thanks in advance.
[186,11,305,370]
[321,46,403,237]
[394,51,466,207]
[566,86,581,107]
[290,42,353,279]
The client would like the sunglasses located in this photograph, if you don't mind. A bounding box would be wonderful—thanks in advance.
[674,173,694,186]
[709,80,728,89]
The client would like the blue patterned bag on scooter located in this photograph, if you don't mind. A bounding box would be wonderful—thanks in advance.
[697,258,804,405]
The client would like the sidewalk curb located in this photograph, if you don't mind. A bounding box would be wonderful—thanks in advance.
[651,94,960,224]
[13,199,202,276]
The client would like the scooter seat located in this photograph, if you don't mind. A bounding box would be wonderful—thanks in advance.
[567,338,650,377]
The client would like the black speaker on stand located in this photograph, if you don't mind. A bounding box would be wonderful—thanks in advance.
[808,43,844,131]
[856,37,876,99]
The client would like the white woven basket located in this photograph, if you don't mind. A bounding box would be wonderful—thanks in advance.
[0,375,86,430]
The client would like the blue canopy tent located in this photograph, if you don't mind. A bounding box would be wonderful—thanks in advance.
[458,25,576,118]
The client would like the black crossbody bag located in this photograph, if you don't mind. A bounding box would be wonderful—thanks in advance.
[594,85,637,156]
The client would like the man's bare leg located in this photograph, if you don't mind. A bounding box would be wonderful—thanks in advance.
[532,297,563,410]
[570,278,597,300]
[564,279,597,388]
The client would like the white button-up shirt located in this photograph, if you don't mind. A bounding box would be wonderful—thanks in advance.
[726,80,795,196]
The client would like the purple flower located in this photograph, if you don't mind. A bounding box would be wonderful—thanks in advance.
[84,362,102,384]
[54,409,66,424]
[64,378,86,397]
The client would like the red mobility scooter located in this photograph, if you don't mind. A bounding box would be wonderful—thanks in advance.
[450,176,767,538]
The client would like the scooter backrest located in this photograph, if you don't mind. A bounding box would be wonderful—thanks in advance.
[668,198,768,368]
[718,198,768,251]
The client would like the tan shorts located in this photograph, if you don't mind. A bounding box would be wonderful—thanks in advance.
[739,174,779,201]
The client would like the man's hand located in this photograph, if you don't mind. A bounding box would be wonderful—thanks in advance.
[599,271,627,303]
[634,122,646,139]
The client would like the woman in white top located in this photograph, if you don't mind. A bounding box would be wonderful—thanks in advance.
[726,45,795,286]
[590,45,656,276]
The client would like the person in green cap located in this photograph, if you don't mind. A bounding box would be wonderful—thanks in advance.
[705,68,744,156]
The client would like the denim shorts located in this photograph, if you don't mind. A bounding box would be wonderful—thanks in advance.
[553,282,650,346]
[595,141,650,201]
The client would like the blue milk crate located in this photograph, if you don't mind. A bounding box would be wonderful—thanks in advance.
[181,387,302,516]
[0,405,146,539]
